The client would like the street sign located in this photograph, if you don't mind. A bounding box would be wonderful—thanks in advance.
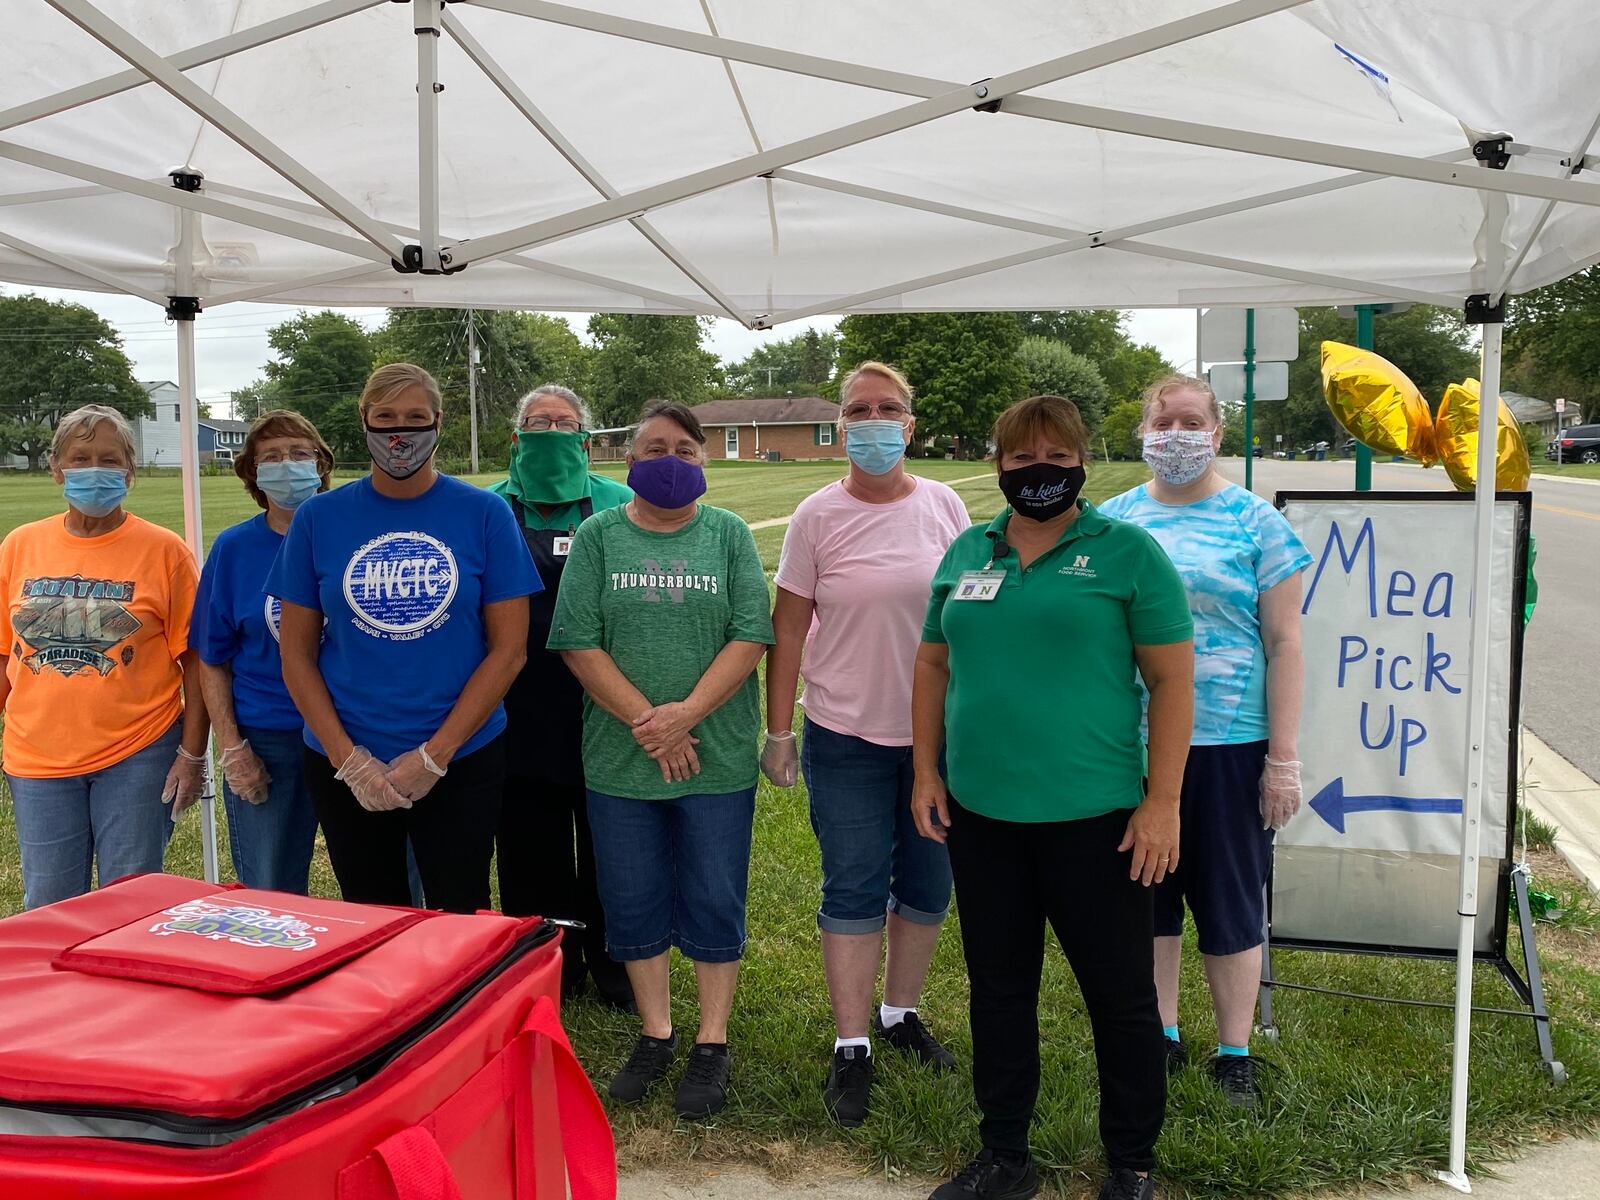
[1209,360,1288,403]
[1555,397,1567,413]
[1200,306,1298,363]
[1276,433,1284,442]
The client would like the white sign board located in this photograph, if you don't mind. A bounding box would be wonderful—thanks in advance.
[1209,361,1288,403]
[1200,306,1299,363]
[1272,495,1527,955]
[1555,397,1566,413]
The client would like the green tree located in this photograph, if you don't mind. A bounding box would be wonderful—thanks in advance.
[256,311,375,460]
[1015,336,1109,429]
[229,378,285,422]
[375,309,591,468]
[0,294,151,469]
[1100,341,1173,407]
[1015,310,1128,362]
[1098,399,1144,461]
[1507,265,1600,422]
[586,314,721,428]
[834,313,1025,455]
[723,328,840,397]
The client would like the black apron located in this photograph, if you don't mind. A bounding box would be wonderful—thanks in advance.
[502,494,593,787]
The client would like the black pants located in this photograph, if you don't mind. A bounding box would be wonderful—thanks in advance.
[947,796,1165,1173]
[496,774,627,997]
[305,737,505,914]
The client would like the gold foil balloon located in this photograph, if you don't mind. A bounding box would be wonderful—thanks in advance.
[1434,378,1531,491]
[1320,341,1437,465]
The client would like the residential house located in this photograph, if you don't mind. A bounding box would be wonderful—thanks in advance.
[1503,391,1563,444]
[688,397,843,462]
[131,380,186,468]
[200,417,251,462]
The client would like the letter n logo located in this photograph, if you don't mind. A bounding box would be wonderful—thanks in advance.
[1073,555,1090,569]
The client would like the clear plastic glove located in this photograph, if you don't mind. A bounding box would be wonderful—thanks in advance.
[1260,756,1304,831]
[760,730,797,788]
[385,747,446,805]
[219,740,271,806]
[161,749,206,820]
[336,746,412,812]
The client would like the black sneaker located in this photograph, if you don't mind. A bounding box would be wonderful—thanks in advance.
[875,1011,957,1073]
[1165,1037,1189,1076]
[1211,1053,1262,1109]
[1098,1167,1154,1200]
[930,1149,1039,1200]
[674,1042,731,1120]
[608,1031,675,1103]
[823,1045,875,1126]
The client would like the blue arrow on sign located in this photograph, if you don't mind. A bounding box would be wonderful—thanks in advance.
[1308,776,1464,834]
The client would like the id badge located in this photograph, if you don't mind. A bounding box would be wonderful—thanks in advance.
[552,536,573,557]
[951,570,1005,601]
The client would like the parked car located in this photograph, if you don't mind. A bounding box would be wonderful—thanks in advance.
[1547,423,1600,464]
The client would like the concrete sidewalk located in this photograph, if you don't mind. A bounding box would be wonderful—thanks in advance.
[620,1136,1600,1198]
[1523,729,1600,895]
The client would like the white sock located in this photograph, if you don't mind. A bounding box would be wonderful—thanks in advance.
[834,1036,871,1054]
[879,1003,915,1029]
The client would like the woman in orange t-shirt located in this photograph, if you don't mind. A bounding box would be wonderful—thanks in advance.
[0,405,210,909]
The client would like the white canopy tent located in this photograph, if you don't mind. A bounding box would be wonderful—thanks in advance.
[6,1,1599,1188]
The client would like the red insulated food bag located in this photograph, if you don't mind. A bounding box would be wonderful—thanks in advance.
[0,873,616,1199]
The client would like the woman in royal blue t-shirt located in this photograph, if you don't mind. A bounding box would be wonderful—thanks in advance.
[266,363,542,913]
[192,409,334,893]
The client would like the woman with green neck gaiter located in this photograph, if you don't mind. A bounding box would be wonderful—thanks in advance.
[491,385,635,1008]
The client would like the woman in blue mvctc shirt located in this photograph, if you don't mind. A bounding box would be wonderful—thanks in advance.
[192,410,335,893]
[266,363,541,913]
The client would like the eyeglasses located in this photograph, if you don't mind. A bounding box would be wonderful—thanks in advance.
[521,417,584,433]
[256,447,320,464]
[841,402,910,421]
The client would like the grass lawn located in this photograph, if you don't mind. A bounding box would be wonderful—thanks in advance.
[3,461,1599,1197]
[1530,459,1600,480]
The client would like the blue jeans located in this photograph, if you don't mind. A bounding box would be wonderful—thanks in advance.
[586,787,756,963]
[801,717,952,935]
[6,723,181,909]
[221,725,319,894]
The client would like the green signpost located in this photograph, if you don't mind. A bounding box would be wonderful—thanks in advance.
[1355,303,1375,491]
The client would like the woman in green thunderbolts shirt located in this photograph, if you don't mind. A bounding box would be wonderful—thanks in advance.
[910,394,1195,1200]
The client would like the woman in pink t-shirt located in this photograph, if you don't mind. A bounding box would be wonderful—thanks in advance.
[765,361,972,1128]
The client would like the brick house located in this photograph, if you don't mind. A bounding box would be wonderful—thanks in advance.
[689,397,844,461]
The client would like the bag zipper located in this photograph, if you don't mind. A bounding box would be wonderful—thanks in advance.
[0,921,558,1144]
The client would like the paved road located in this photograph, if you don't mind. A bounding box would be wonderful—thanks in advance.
[1213,456,1599,780]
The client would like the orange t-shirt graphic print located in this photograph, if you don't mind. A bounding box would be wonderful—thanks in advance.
[0,514,198,778]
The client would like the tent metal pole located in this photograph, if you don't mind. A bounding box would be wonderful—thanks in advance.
[415,0,443,273]
[1494,105,1600,297]
[1112,241,1453,307]
[44,0,407,262]
[0,228,168,306]
[0,0,383,133]
[170,170,220,886]
[206,264,396,307]
[443,11,750,323]
[1438,189,1510,1195]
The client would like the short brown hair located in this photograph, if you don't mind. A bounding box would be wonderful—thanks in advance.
[991,394,1091,463]
[634,399,706,445]
[1140,373,1220,426]
[358,362,442,418]
[235,409,334,510]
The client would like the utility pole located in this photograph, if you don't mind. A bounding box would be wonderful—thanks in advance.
[467,308,480,474]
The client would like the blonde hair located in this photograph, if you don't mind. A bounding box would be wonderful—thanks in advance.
[358,362,442,418]
[839,361,914,410]
[992,394,1090,462]
[51,404,135,468]
[1140,373,1219,426]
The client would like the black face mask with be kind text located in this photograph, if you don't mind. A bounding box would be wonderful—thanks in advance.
[997,462,1086,520]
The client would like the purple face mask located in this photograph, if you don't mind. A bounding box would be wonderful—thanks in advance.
[627,454,707,510]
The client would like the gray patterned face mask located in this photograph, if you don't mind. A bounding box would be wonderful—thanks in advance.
[1142,429,1216,485]
[365,422,439,479]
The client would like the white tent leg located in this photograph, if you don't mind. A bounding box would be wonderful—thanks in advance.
[1438,190,1510,1195]
[171,174,220,886]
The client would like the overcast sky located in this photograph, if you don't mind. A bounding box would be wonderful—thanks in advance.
[2,283,1202,418]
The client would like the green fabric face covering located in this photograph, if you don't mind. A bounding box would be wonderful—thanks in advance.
[509,430,590,505]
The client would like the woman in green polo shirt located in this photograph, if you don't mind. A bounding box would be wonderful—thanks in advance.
[911,394,1195,1200]
[549,399,774,1123]
[490,384,634,1010]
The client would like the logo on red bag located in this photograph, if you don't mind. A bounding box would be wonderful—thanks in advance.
[150,900,329,951]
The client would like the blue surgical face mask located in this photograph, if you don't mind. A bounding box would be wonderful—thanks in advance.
[256,460,322,510]
[62,466,129,518]
[844,419,908,476]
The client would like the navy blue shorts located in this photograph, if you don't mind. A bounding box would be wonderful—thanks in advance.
[1152,740,1273,957]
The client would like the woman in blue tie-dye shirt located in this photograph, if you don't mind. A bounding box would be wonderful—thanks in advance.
[1100,373,1312,1111]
